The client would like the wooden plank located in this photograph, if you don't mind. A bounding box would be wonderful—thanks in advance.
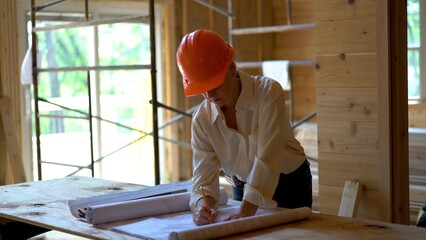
[338,180,363,217]
[317,88,378,121]
[316,53,377,88]
[315,17,376,54]
[0,98,26,183]
[315,0,376,22]
[318,152,378,190]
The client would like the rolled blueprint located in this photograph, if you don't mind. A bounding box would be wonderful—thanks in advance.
[86,187,228,224]
[168,207,312,240]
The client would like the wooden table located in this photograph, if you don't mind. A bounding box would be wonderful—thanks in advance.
[1,176,425,239]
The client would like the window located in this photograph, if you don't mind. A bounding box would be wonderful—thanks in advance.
[21,1,167,186]
[407,0,426,101]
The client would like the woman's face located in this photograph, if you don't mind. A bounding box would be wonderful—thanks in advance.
[202,67,236,107]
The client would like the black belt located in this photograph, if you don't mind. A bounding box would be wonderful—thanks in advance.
[232,175,246,189]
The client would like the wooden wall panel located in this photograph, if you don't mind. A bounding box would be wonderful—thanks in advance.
[315,0,382,221]
[272,0,316,122]
[273,0,315,24]
[319,153,378,190]
[315,0,376,21]
[318,120,378,156]
[316,54,377,88]
[274,30,315,60]
[292,65,316,121]
[316,17,377,54]
[232,0,273,63]
[320,185,380,220]
[317,88,377,121]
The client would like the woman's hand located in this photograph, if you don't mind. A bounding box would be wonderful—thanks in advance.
[224,200,258,221]
[192,205,217,225]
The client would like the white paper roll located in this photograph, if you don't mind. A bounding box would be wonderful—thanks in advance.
[168,207,312,240]
[87,188,228,225]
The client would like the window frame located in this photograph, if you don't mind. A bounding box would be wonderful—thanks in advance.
[408,0,426,101]
[419,0,426,101]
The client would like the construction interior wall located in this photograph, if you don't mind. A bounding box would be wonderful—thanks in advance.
[315,0,382,220]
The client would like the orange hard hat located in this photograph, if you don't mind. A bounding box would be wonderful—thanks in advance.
[176,29,234,97]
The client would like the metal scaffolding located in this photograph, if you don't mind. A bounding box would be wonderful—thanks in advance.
[30,0,162,184]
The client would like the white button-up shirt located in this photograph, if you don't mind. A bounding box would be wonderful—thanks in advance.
[189,71,306,210]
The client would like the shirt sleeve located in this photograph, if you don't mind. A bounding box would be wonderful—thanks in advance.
[189,115,221,211]
[243,81,288,208]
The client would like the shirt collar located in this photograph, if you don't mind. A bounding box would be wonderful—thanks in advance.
[209,71,255,125]
[236,71,255,111]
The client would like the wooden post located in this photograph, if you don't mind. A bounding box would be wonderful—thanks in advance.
[0,98,26,183]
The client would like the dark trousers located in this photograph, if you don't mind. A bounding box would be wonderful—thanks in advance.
[232,160,312,209]
[0,222,49,240]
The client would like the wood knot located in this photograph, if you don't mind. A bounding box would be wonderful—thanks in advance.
[348,100,355,110]
[348,0,355,4]
[340,53,346,60]
[315,63,320,70]
[364,106,372,116]
[351,122,357,136]
[28,212,46,216]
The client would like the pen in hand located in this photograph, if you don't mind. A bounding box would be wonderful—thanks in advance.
[201,186,213,224]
